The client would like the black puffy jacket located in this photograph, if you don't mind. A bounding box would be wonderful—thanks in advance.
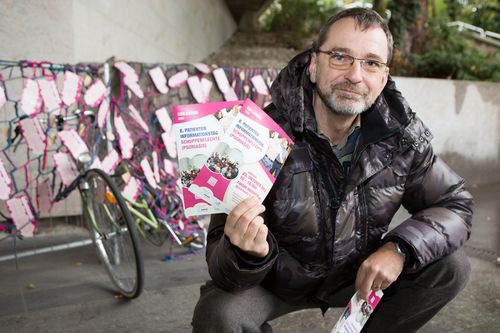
[205,50,474,306]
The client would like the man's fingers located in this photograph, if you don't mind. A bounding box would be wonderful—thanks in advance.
[243,216,265,241]
[254,224,268,244]
[227,198,264,231]
[355,263,377,300]
[235,204,266,234]
[228,197,259,224]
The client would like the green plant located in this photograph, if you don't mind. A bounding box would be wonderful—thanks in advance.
[259,0,339,40]
[391,21,500,82]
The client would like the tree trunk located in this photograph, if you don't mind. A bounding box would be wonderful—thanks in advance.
[411,0,428,54]
[390,0,428,55]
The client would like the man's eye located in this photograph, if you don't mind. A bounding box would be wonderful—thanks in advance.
[332,53,346,61]
[365,60,381,68]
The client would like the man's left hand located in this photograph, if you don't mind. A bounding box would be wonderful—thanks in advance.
[355,242,405,300]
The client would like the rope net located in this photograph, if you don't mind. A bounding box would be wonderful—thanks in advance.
[0,59,279,243]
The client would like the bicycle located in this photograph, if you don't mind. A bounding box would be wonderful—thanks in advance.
[5,109,144,299]
[61,110,145,298]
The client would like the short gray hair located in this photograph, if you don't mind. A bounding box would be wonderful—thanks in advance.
[312,8,394,64]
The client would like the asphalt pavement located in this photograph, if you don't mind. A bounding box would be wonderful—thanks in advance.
[0,182,499,333]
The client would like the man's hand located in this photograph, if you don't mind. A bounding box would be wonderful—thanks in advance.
[224,197,269,258]
[355,242,405,300]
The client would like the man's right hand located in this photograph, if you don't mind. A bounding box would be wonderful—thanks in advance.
[224,197,269,258]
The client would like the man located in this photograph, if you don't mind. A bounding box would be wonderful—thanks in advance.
[192,7,473,333]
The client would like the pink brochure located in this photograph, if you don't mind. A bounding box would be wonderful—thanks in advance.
[189,99,294,214]
[173,100,243,216]
[330,290,383,333]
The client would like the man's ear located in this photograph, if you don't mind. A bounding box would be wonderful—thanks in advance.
[308,54,317,83]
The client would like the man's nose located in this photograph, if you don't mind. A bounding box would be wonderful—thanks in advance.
[344,60,363,83]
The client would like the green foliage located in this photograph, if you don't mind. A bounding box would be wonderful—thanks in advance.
[461,0,499,33]
[259,0,339,39]
[391,21,500,82]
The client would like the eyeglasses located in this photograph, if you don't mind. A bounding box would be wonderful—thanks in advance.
[316,50,388,74]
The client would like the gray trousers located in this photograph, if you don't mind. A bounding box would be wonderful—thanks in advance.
[192,249,470,333]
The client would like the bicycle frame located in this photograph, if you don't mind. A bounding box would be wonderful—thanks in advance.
[122,195,184,246]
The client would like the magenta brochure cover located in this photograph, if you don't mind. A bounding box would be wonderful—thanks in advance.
[330,290,384,333]
[173,100,243,216]
[188,98,294,214]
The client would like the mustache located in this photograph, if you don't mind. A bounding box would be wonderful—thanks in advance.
[331,82,368,95]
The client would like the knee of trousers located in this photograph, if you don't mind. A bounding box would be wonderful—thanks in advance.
[192,283,255,332]
[415,248,471,298]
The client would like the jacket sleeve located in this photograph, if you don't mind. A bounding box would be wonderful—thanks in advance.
[205,213,279,291]
[385,140,474,273]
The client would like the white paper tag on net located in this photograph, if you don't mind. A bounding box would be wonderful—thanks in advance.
[53,152,79,186]
[251,74,270,95]
[0,85,7,109]
[140,157,158,189]
[114,61,139,82]
[128,104,149,132]
[201,77,213,102]
[6,195,36,237]
[115,61,143,99]
[20,79,42,116]
[122,175,142,201]
[155,107,172,134]
[36,178,53,215]
[161,132,177,158]
[115,114,134,159]
[224,87,239,101]
[101,149,121,174]
[20,117,47,156]
[0,157,13,200]
[212,68,230,93]
[57,128,89,160]
[164,158,174,176]
[187,76,207,103]
[193,63,211,74]
[62,71,83,106]
[149,66,169,94]
[152,151,160,183]
[84,79,107,107]
[38,78,62,113]
[168,69,188,88]
[124,76,144,99]
[97,98,110,129]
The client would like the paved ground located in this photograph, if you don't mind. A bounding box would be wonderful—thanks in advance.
[0,182,499,333]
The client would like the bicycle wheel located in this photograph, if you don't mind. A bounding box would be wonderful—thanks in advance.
[81,168,144,298]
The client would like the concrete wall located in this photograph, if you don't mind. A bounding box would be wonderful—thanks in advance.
[394,77,500,186]
[0,0,237,63]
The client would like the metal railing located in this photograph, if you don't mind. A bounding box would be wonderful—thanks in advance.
[448,21,500,41]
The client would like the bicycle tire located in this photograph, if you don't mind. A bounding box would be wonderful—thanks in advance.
[81,168,144,298]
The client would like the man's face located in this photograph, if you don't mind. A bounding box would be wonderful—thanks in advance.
[309,18,389,116]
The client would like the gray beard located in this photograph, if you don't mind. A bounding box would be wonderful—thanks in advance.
[316,84,371,116]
